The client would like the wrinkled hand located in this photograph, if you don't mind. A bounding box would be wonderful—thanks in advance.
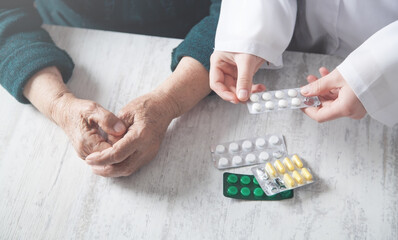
[301,67,367,122]
[85,92,176,177]
[53,93,127,159]
[210,51,266,103]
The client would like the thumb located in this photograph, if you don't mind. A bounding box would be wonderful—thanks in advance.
[301,73,339,97]
[236,58,255,101]
[92,107,126,136]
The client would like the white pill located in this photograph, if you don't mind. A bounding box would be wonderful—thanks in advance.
[215,145,226,154]
[229,142,239,152]
[262,92,272,101]
[291,97,301,106]
[255,138,266,148]
[232,156,243,165]
[250,94,260,102]
[269,135,280,145]
[265,101,274,110]
[259,151,270,161]
[288,89,298,97]
[275,91,285,99]
[218,157,229,167]
[252,103,262,112]
[245,153,256,163]
[242,140,253,150]
[273,151,283,158]
[278,99,288,108]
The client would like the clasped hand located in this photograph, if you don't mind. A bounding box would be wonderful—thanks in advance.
[56,92,175,177]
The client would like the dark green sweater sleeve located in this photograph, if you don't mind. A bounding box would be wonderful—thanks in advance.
[0,1,74,103]
[170,0,220,71]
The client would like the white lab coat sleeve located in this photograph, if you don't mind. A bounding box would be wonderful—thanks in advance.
[214,0,297,69]
[337,20,398,127]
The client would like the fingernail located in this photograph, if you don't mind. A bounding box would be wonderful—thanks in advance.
[301,86,310,95]
[238,89,248,100]
[86,152,100,162]
[113,121,125,132]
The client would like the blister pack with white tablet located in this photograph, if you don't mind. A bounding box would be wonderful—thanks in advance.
[210,134,287,169]
[251,154,315,196]
[247,88,320,114]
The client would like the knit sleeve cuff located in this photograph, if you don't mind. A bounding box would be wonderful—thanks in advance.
[1,42,74,103]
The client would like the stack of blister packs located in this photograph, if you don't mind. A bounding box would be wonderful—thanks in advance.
[210,89,317,201]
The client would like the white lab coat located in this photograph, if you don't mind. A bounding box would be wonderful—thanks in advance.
[215,0,398,127]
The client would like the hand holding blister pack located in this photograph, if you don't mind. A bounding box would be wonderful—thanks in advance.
[251,154,315,196]
[210,134,287,169]
[247,88,320,114]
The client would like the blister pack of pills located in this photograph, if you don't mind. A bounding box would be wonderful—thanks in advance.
[251,154,314,196]
[210,134,287,169]
[223,172,294,200]
[246,88,320,114]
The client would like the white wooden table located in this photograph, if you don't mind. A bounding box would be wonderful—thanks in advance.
[1,25,397,240]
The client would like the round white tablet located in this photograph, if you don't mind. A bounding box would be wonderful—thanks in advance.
[259,151,270,161]
[275,91,284,99]
[229,142,239,152]
[291,97,301,106]
[252,103,262,112]
[250,94,260,102]
[232,156,243,165]
[242,140,253,151]
[269,135,280,145]
[262,92,272,101]
[255,138,266,148]
[278,99,288,108]
[215,145,226,154]
[218,157,229,167]
[288,89,298,97]
[273,151,283,158]
[245,153,256,163]
[265,101,274,110]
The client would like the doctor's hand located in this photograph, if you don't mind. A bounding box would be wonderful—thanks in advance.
[301,67,367,122]
[85,92,176,177]
[210,51,266,103]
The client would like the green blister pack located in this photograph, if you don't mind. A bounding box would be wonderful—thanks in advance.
[223,172,294,200]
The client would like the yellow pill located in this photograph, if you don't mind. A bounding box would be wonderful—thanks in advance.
[265,162,277,177]
[292,170,304,184]
[274,160,286,174]
[283,157,295,171]
[301,168,313,181]
[283,173,296,188]
[292,154,303,168]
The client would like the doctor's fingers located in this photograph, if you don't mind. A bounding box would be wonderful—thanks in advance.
[301,70,344,97]
[306,75,338,100]
[235,54,264,102]
[209,71,240,103]
[302,99,345,123]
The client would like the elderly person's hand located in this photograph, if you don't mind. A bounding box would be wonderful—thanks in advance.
[85,56,210,177]
[210,51,266,103]
[301,67,367,122]
[85,91,176,177]
[24,66,127,159]
[52,94,127,158]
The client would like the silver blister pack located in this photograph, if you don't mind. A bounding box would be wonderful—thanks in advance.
[210,134,287,169]
[246,88,320,114]
[251,154,315,196]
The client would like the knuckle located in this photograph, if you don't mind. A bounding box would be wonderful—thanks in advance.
[84,101,99,113]
[122,168,134,177]
[238,76,252,85]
